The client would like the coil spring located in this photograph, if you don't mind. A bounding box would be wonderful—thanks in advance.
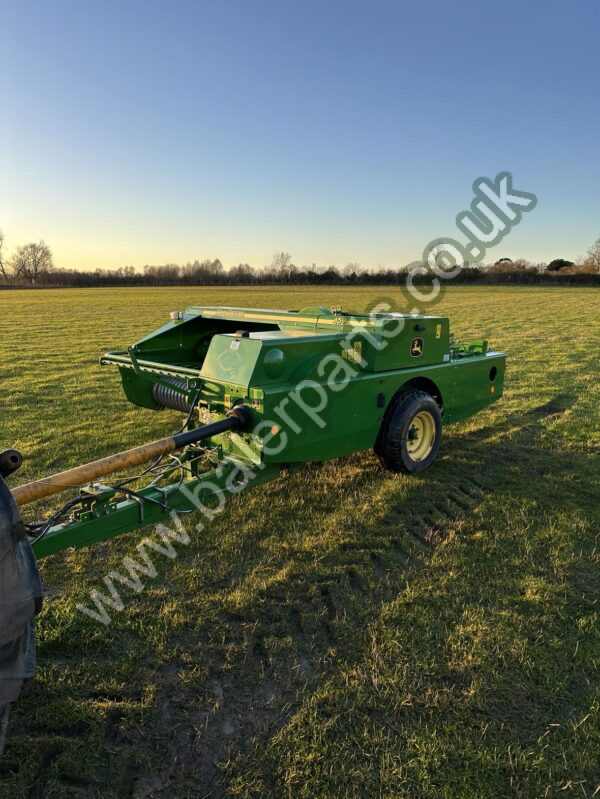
[152,378,193,413]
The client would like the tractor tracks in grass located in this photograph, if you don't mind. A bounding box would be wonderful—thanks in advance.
[12,462,506,797]
[124,469,492,799]
[0,677,145,799]
[12,424,530,798]
[47,398,571,797]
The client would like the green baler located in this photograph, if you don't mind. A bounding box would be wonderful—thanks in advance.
[4,304,505,560]
[0,303,505,742]
[102,304,504,470]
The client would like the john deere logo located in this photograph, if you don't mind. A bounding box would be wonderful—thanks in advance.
[410,337,424,357]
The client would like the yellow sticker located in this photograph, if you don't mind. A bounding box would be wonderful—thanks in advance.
[342,340,363,364]
[435,323,442,339]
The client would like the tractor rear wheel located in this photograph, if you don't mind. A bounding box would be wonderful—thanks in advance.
[376,390,442,474]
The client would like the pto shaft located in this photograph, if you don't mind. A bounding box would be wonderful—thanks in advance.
[12,406,251,507]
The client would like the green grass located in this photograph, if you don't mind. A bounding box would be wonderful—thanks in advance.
[1,285,600,798]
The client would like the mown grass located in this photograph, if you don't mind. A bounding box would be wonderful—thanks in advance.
[1,285,599,798]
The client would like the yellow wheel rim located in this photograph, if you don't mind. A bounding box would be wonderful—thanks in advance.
[406,411,436,462]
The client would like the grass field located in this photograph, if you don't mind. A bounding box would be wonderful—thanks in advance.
[1,285,600,799]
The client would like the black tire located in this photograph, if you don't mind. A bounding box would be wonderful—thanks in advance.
[375,390,442,474]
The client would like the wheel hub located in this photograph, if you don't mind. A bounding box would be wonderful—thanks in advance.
[407,411,436,462]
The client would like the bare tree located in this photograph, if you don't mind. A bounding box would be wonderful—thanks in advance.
[271,251,292,272]
[230,263,254,279]
[0,232,7,281]
[10,241,53,285]
[343,261,362,277]
[585,236,600,272]
[512,258,534,270]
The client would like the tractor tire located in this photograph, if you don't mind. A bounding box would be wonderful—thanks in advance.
[376,390,442,474]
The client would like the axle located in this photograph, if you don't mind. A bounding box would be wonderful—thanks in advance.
[12,405,252,507]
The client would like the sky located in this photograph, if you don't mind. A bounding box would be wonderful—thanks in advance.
[2,0,599,271]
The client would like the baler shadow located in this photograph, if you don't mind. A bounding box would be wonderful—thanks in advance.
[118,391,599,796]
[192,391,597,793]
[9,390,596,797]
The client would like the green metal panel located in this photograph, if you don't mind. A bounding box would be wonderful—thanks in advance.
[358,316,450,371]
[245,351,505,464]
[101,304,506,468]
[33,462,283,559]
[200,335,263,387]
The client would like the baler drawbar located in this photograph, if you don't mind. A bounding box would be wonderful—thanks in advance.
[12,404,252,508]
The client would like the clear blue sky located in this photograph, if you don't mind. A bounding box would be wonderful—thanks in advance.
[2,0,599,270]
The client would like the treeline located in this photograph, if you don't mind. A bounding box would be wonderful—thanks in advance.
[2,241,600,289]
[4,264,600,289]
[4,262,600,288]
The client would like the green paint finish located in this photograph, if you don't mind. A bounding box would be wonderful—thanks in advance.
[33,304,504,559]
[101,304,505,468]
[33,462,282,559]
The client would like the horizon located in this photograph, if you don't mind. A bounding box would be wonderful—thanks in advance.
[2,253,584,275]
[4,1,600,271]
